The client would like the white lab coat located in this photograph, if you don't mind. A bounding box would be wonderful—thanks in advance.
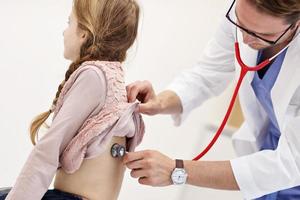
[167,16,300,199]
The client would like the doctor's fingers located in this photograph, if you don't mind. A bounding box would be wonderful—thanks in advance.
[123,150,152,164]
[126,80,155,103]
[130,172,157,187]
[138,100,161,115]
[130,168,153,179]
[138,177,165,186]
[133,170,173,186]
[125,156,156,170]
[126,81,140,102]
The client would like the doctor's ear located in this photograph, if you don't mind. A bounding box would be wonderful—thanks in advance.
[295,20,300,28]
[292,19,300,29]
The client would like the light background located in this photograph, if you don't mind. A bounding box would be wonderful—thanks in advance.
[0,0,243,199]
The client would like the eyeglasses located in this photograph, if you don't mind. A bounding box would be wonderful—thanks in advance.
[225,0,294,45]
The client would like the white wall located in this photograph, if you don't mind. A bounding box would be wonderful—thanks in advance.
[0,0,242,199]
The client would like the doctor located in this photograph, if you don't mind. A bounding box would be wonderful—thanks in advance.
[123,0,300,199]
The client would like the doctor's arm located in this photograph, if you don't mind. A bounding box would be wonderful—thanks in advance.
[127,18,236,125]
[124,150,239,190]
[124,98,300,199]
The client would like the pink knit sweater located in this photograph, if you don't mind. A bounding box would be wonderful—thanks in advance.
[6,61,145,200]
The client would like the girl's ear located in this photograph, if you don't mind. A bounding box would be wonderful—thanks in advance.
[77,26,88,39]
[81,30,88,40]
[78,30,89,45]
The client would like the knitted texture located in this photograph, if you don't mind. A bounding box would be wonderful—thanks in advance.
[53,61,145,173]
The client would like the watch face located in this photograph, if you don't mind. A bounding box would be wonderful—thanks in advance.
[171,168,187,185]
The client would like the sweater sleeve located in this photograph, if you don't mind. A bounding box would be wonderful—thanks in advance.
[5,69,106,200]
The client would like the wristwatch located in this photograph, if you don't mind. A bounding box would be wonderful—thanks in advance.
[171,159,188,185]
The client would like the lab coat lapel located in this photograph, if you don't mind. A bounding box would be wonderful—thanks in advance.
[271,38,300,131]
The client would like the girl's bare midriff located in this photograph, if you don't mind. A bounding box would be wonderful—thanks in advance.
[54,136,126,200]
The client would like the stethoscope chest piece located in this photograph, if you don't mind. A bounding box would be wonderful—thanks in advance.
[111,143,126,158]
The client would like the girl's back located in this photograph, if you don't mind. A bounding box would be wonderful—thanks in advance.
[54,136,126,200]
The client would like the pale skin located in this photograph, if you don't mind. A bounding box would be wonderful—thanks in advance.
[63,8,87,61]
[124,0,300,191]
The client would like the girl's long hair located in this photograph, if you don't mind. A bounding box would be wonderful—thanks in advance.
[30,0,140,145]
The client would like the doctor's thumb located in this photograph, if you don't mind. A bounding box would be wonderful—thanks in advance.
[138,102,159,116]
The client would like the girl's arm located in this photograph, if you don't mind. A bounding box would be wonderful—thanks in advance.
[5,69,106,200]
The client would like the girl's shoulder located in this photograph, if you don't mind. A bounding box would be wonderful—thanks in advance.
[79,60,125,84]
[80,60,122,73]
[73,60,123,82]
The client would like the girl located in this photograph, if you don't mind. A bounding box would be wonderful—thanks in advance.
[0,0,144,199]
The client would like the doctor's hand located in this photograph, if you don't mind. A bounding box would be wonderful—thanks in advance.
[126,80,162,115]
[123,150,175,186]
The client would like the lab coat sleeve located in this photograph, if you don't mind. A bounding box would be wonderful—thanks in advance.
[231,112,300,199]
[166,17,236,126]
[5,69,106,200]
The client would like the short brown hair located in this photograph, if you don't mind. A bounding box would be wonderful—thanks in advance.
[249,0,300,23]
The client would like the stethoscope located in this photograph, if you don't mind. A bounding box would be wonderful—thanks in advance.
[110,28,299,160]
[192,27,299,161]
[111,143,126,158]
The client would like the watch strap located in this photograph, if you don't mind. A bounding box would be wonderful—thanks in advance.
[175,159,184,169]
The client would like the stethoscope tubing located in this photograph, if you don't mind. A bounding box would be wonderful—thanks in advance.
[193,42,270,161]
[192,28,298,161]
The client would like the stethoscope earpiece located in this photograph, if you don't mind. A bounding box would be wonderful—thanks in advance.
[111,143,126,158]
